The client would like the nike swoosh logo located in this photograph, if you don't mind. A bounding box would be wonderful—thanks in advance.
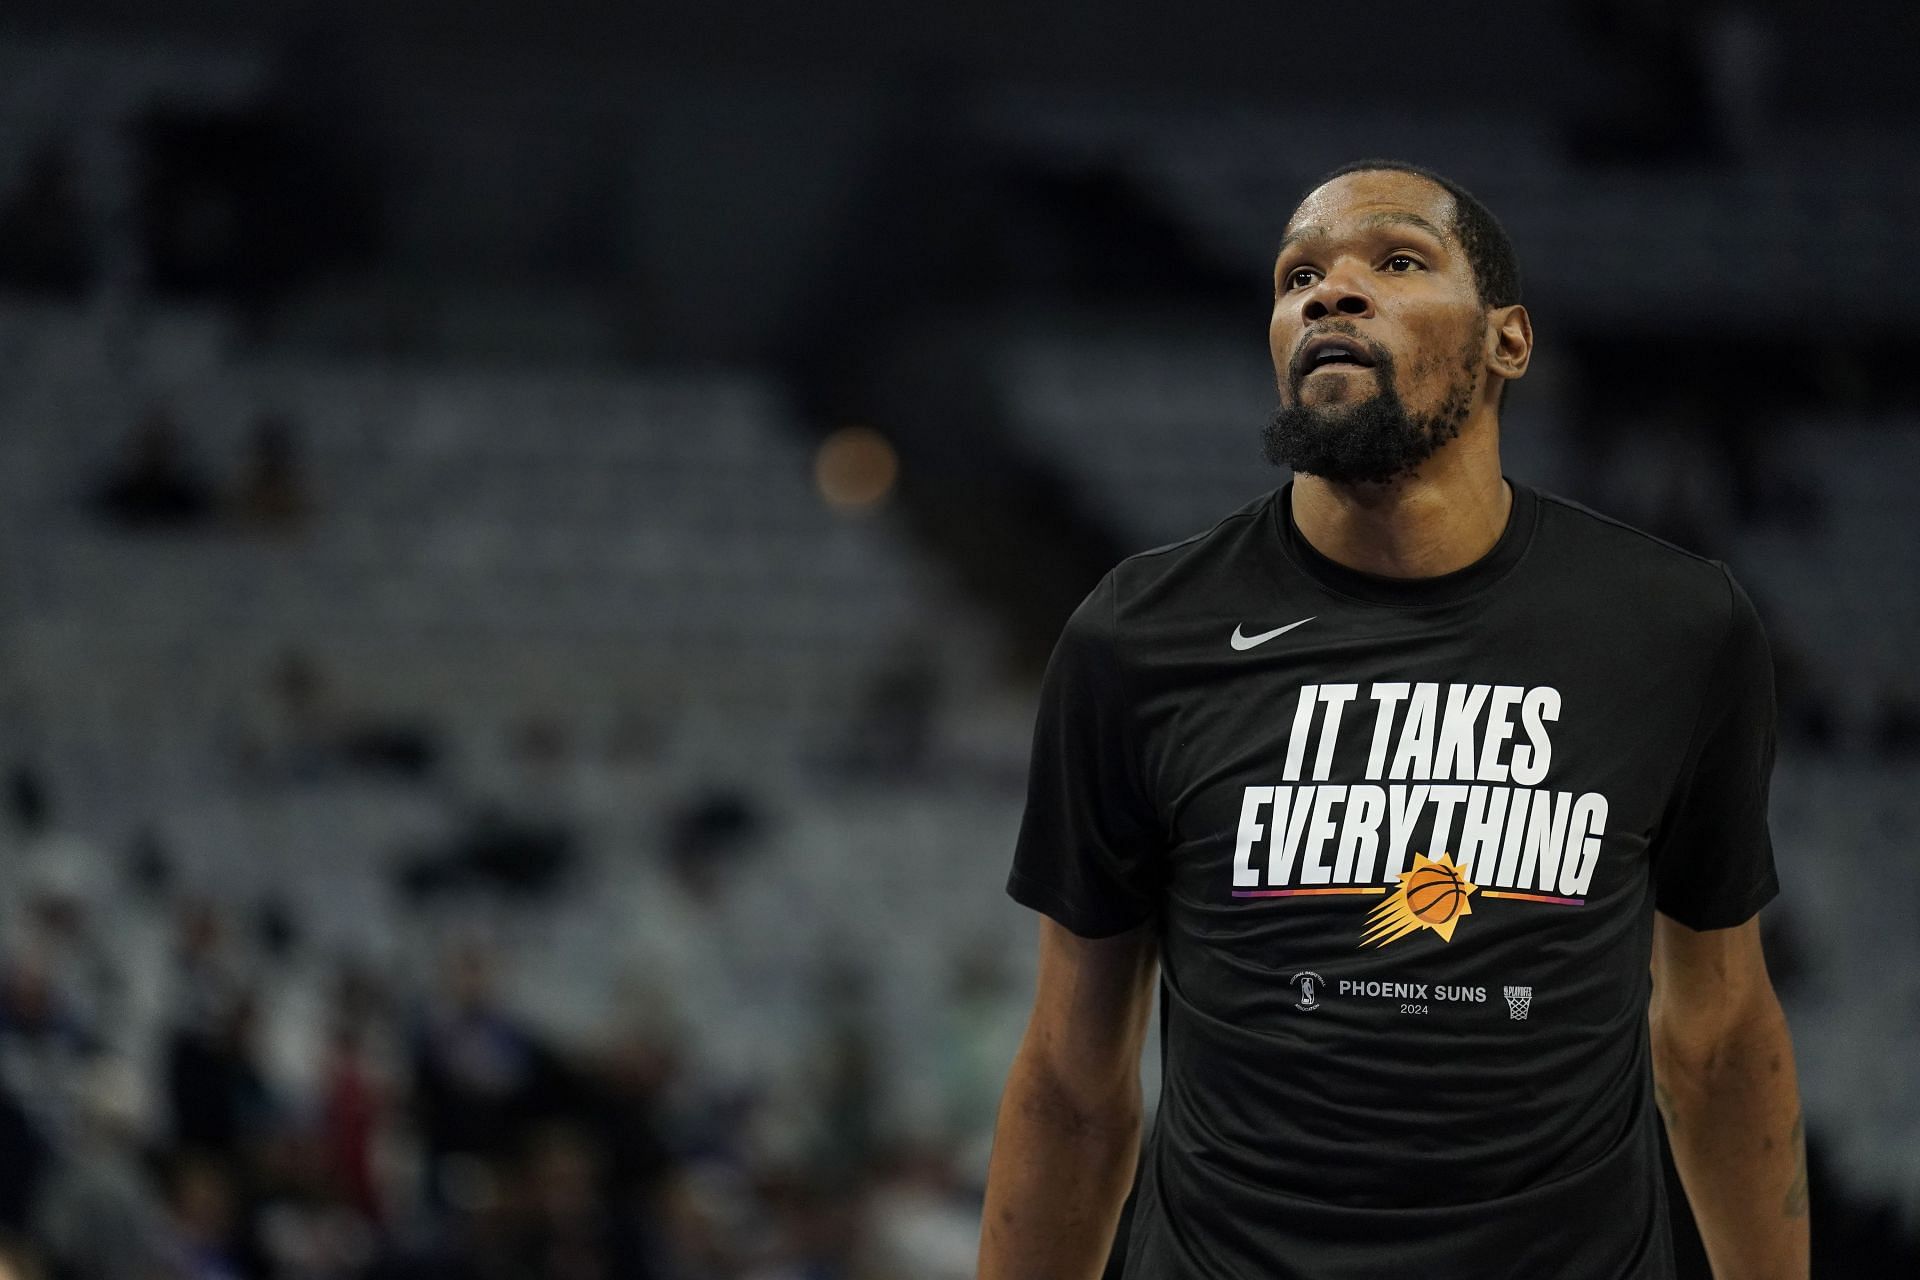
[1230,617,1315,651]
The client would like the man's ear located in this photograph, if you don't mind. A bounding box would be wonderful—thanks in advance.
[1487,303,1532,386]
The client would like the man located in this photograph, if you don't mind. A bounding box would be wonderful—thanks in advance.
[978,161,1807,1279]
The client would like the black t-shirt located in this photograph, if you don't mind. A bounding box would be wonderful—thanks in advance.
[1008,479,1779,1280]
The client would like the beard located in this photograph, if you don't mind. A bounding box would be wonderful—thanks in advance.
[1262,330,1480,486]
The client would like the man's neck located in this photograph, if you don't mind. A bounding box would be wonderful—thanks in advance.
[1290,450,1511,580]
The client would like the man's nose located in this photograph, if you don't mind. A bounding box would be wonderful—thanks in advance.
[1300,266,1374,323]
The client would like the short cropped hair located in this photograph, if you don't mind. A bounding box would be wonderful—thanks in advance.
[1297,160,1522,309]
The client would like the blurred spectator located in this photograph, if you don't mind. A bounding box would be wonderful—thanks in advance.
[158,1151,246,1280]
[810,968,880,1179]
[582,1010,677,1210]
[362,1151,519,1280]
[857,1145,977,1280]
[664,790,763,902]
[93,406,216,531]
[0,145,93,296]
[169,902,243,1040]
[411,943,560,1210]
[504,1123,649,1280]
[166,986,277,1159]
[231,412,313,535]
[128,823,182,904]
[742,1167,863,1280]
[399,804,578,903]
[34,1055,179,1280]
[2,765,120,1042]
[0,947,98,1140]
[241,652,442,784]
[244,653,350,781]
[319,976,391,1226]
[163,904,277,1160]
[654,1168,747,1280]
[249,1125,379,1280]
[627,787,831,1100]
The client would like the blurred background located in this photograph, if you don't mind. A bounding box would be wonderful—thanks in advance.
[0,1,1917,1277]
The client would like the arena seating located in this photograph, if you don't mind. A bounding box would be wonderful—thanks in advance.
[974,90,1920,323]
[2,74,1919,1249]
[0,300,1041,1149]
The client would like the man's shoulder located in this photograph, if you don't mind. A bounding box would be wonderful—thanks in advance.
[1531,486,1714,563]
[1528,486,1747,645]
[1531,486,1735,587]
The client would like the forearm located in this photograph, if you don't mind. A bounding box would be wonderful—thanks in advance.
[978,1047,1142,1280]
[1653,996,1808,1280]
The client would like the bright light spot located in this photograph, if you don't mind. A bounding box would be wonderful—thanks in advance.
[814,425,897,513]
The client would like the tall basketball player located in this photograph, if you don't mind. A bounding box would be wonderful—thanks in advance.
[979,161,1807,1279]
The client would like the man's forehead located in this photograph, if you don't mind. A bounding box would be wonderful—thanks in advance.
[1281,170,1457,250]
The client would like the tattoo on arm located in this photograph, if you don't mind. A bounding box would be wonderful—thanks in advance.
[1655,1080,1677,1132]
[1783,1111,1809,1219]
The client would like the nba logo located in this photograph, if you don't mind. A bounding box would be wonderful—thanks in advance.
[1290,971,1325,1011]
[1504,986,1533,1021]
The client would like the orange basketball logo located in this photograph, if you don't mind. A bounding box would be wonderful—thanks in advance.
[1406,861,1469,923]
[1362,852,1478,947]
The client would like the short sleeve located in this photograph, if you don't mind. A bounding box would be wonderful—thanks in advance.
[1007,573,1166,937]
[1652,569,1781,930]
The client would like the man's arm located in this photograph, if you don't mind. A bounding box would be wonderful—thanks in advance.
[1650,911,1808,1280]
[978,916,1158,1280]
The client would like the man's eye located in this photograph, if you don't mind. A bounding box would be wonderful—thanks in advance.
[1384,254,1421,272]
[1285,267,1319,291]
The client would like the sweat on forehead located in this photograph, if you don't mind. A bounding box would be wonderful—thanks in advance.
[1278,208,1455,257]
[1283,169,1459,245]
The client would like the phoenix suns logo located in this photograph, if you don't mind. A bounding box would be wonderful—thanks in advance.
[1363,852,1476,947]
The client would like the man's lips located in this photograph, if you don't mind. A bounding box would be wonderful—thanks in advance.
[1294,333,1381,382]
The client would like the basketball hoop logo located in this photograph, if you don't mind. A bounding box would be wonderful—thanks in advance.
[1290,971,1325,1011]
[1504,985,1533,1021]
